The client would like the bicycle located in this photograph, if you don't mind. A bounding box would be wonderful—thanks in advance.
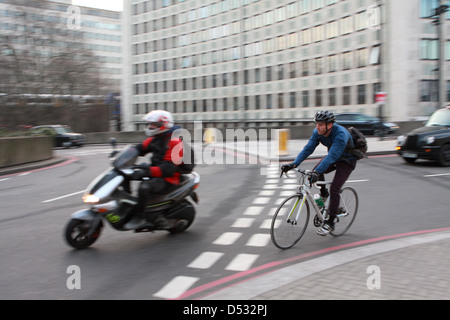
[270,168,359,249]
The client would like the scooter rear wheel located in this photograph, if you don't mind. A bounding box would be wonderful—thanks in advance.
[64,219,103,249]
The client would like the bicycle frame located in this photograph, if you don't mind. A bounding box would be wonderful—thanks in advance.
[285,169,330,225]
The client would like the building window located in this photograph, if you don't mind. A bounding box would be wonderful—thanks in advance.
[420,80,438,101]
[343,86,351,105]
[266,66,272,81]
[315,89,322,107]
[289,62,296,78]
[302,91,309,108]
[447,81,450,102]
[278,93,284,108]
[302,60,309,76]
[342,52,352,70]
[357,85,366,104]
[420,0,440,17]
[329,88,336,106]
[420,39,439,60]
[266,94,272,109]
[328,55,338,72]
[290,92,296,108]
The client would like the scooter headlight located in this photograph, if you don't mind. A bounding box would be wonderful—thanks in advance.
[83,194,100,204]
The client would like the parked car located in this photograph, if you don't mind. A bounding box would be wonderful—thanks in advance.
[335,113,399,135]
[30,125,86,148]
[396,107,450,166]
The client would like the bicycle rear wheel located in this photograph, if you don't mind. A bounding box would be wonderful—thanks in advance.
[270,194,310,249]
[331,186,358,237]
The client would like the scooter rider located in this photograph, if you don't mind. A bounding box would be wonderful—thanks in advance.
[126,110,183,228]
[281,110,357,236]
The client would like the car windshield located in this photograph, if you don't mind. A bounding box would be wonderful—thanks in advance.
[426,110,450,127]
[54,126,74,134]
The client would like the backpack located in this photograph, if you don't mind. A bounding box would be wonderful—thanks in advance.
[177,140,196,174]
[347,127,368,160]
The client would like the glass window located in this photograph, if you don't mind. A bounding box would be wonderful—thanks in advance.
[290,92,296,108]
[343,86,351,105]
[420,80,438,101]
[302,90,309,107]
[329,88,336,106]
[420,0,440,17]
[357,85,366,104]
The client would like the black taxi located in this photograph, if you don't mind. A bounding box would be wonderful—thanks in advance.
[397,106,450,166]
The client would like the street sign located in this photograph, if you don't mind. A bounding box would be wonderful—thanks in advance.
[375,92,387,104]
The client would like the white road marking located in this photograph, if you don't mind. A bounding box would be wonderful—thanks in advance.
[153,276,199,299]
[246,234,271,247]
[231,218,254,228]
[243,206,264,216]
[423,173,450,178]
[252,197,270,204]
[225,254,259,271]
[42,190,85,203]
[187,252,224,269]
[213,232,242,245]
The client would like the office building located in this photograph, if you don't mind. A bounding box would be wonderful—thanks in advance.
[122,0,449,131]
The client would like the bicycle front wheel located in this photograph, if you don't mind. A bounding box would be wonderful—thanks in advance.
[331,186,358,237]
[270,194,310,249]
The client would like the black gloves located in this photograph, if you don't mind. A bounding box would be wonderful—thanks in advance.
[281,163,297,173]
[126,164,150,180]
[309,170,320,184]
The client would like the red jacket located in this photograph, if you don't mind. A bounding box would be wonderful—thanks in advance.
[135,128,183,185]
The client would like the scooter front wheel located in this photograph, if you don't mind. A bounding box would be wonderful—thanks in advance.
[64,219,103,249]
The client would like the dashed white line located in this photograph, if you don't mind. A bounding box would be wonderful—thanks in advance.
[188,252,224,269]
[153,276,199,299]
[231,218,254,228]
[213,232,242,245]
[252,197,270,204]
[243,206,264,216]
[225,254,259,271]
[246,234,271,247]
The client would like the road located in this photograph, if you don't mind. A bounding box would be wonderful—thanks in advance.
[0,145,449,300]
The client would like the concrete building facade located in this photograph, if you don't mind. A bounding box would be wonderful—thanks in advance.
[122,0,450,131]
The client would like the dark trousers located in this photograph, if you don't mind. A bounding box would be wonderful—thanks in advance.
[314,159,356,219]
[136,178,170,213]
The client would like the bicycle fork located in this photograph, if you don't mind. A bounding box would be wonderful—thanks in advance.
[286,192,311,225]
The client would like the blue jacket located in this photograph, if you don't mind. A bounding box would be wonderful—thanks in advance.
[293,124,355,174]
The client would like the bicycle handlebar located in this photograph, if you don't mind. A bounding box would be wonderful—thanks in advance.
[279,167,331,187]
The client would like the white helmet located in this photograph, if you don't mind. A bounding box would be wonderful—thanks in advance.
[142,110,174,137]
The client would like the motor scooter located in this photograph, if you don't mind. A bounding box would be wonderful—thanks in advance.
[64,144,200,249]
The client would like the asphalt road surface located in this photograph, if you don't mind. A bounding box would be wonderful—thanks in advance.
[0,145,448,300]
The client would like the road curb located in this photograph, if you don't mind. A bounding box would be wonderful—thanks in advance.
[0,156,68,176]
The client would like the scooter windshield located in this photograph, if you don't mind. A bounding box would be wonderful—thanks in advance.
[113,145,139,170]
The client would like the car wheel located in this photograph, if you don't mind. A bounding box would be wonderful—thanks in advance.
[437,144,450,167]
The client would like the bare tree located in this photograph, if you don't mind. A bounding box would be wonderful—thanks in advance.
[0,1,107,100]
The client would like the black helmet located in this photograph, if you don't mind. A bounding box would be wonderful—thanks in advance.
[314,110,336,123]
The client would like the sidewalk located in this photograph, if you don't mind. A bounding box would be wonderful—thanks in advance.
[204,229,450,300]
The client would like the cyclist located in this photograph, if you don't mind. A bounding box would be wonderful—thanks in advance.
[281,110,357,236]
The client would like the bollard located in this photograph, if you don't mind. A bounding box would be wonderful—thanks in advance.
[278,129,289,156]
[203,128,216,143]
